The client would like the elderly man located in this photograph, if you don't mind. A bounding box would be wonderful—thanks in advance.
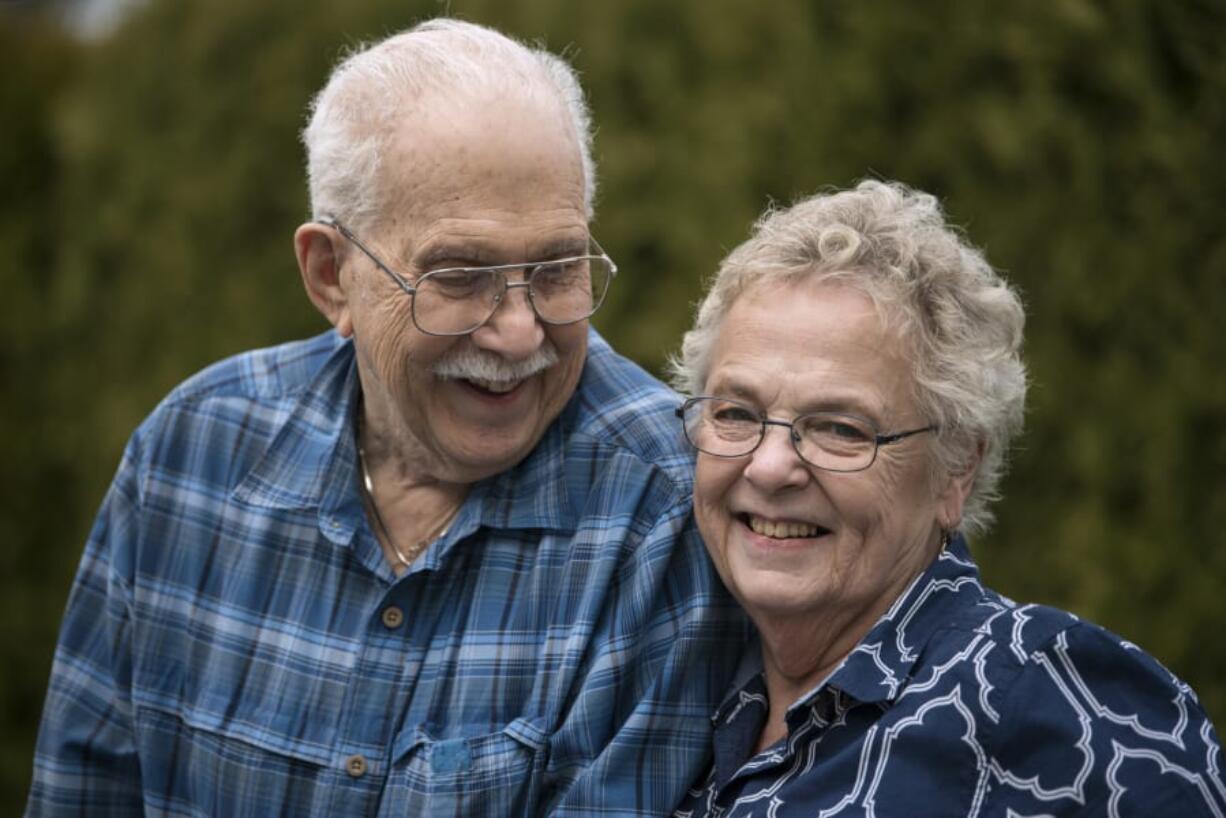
[28,19,744,817]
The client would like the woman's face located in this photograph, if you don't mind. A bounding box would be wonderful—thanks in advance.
[694,279,971,634]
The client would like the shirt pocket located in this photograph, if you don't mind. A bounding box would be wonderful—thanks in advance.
[391,717,550,815]
[131,646,342,815]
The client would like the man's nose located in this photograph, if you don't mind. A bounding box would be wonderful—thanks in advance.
[470,281,545,359]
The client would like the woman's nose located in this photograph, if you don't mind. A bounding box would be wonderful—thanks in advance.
[743,424,811,491]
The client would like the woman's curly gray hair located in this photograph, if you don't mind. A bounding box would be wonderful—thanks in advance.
[669,180,1027,538]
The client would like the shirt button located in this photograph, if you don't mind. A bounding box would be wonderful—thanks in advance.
[381,606,404,629]
[345,754,367,778]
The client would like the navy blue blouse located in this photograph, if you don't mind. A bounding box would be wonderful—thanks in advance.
[676,537,1225,817]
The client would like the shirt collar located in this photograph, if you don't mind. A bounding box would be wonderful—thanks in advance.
[810,535,984,707]
[432,331,610,538]
[229,337,364,543]
[466,419,578,532]
[714,536,985,720]
[231,332,587,546]
[436,330,622,537]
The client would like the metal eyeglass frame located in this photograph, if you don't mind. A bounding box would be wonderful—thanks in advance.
[675,395,937,473]
[319,217,617,336]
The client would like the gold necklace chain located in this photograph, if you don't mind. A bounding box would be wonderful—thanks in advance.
[355,424,457,569]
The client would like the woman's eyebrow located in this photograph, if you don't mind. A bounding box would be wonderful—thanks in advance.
[705,376,759,402]
[710,375,881,418]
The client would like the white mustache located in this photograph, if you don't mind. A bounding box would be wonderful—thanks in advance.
[432,343,559,383]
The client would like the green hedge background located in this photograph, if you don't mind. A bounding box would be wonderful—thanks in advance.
[3,0,1223,808]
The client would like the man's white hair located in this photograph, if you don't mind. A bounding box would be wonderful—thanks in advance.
[302,18,596,232]
[670,180,1028,538]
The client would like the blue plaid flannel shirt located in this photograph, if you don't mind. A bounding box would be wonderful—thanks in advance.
[28,328,748,817]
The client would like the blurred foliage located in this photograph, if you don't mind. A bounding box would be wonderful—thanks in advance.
[3,0,1224,808]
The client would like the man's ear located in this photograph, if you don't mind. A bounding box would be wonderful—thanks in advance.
[295,223,353,337]
[936,439,985,532]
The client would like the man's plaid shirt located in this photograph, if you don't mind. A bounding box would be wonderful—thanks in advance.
[28,328,747,817]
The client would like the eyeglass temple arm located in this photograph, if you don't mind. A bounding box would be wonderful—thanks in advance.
[317,218,418,295]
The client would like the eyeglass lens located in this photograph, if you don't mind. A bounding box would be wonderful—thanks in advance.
[682,397,879,472]
[412,257,614,335]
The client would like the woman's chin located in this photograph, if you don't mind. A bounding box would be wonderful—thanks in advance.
[726,567,831,624]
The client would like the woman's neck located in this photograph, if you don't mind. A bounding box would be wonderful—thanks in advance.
[751,617,850,752]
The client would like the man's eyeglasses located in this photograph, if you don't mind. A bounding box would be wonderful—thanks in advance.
[320,218,617,336]
[676,396,936,473]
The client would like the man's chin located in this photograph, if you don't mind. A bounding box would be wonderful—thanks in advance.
[444,455,530,484]
[436,426,542,482]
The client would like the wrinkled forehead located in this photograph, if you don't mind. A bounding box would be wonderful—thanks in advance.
[733,275,911,345]
[393,89,582,197]
[731,277,896,347]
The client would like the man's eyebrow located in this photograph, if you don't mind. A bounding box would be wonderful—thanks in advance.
[414,243,500,270]
[414,237,590,270]
[535,237,590,260]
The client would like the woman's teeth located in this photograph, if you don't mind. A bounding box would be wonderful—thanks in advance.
[748,516,821,539]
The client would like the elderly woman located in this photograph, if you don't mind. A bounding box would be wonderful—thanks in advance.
[670,181,1223,817]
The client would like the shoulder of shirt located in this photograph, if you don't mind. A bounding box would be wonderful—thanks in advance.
[124,330,347,475]
[948,588,1199,707]
[153,329,347,409]
[559,329,696,491]
[950,590,1222,815]
[953,590,1128,669]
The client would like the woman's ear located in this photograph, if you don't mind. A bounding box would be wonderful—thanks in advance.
[295,223,353,337]
[936,439,985,532]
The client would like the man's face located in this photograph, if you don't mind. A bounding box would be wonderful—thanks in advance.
[343,92,590,483]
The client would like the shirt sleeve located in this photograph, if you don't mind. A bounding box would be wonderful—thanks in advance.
[27,437,145,816]
[985,621,1226,817]
[547,506,748,817]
